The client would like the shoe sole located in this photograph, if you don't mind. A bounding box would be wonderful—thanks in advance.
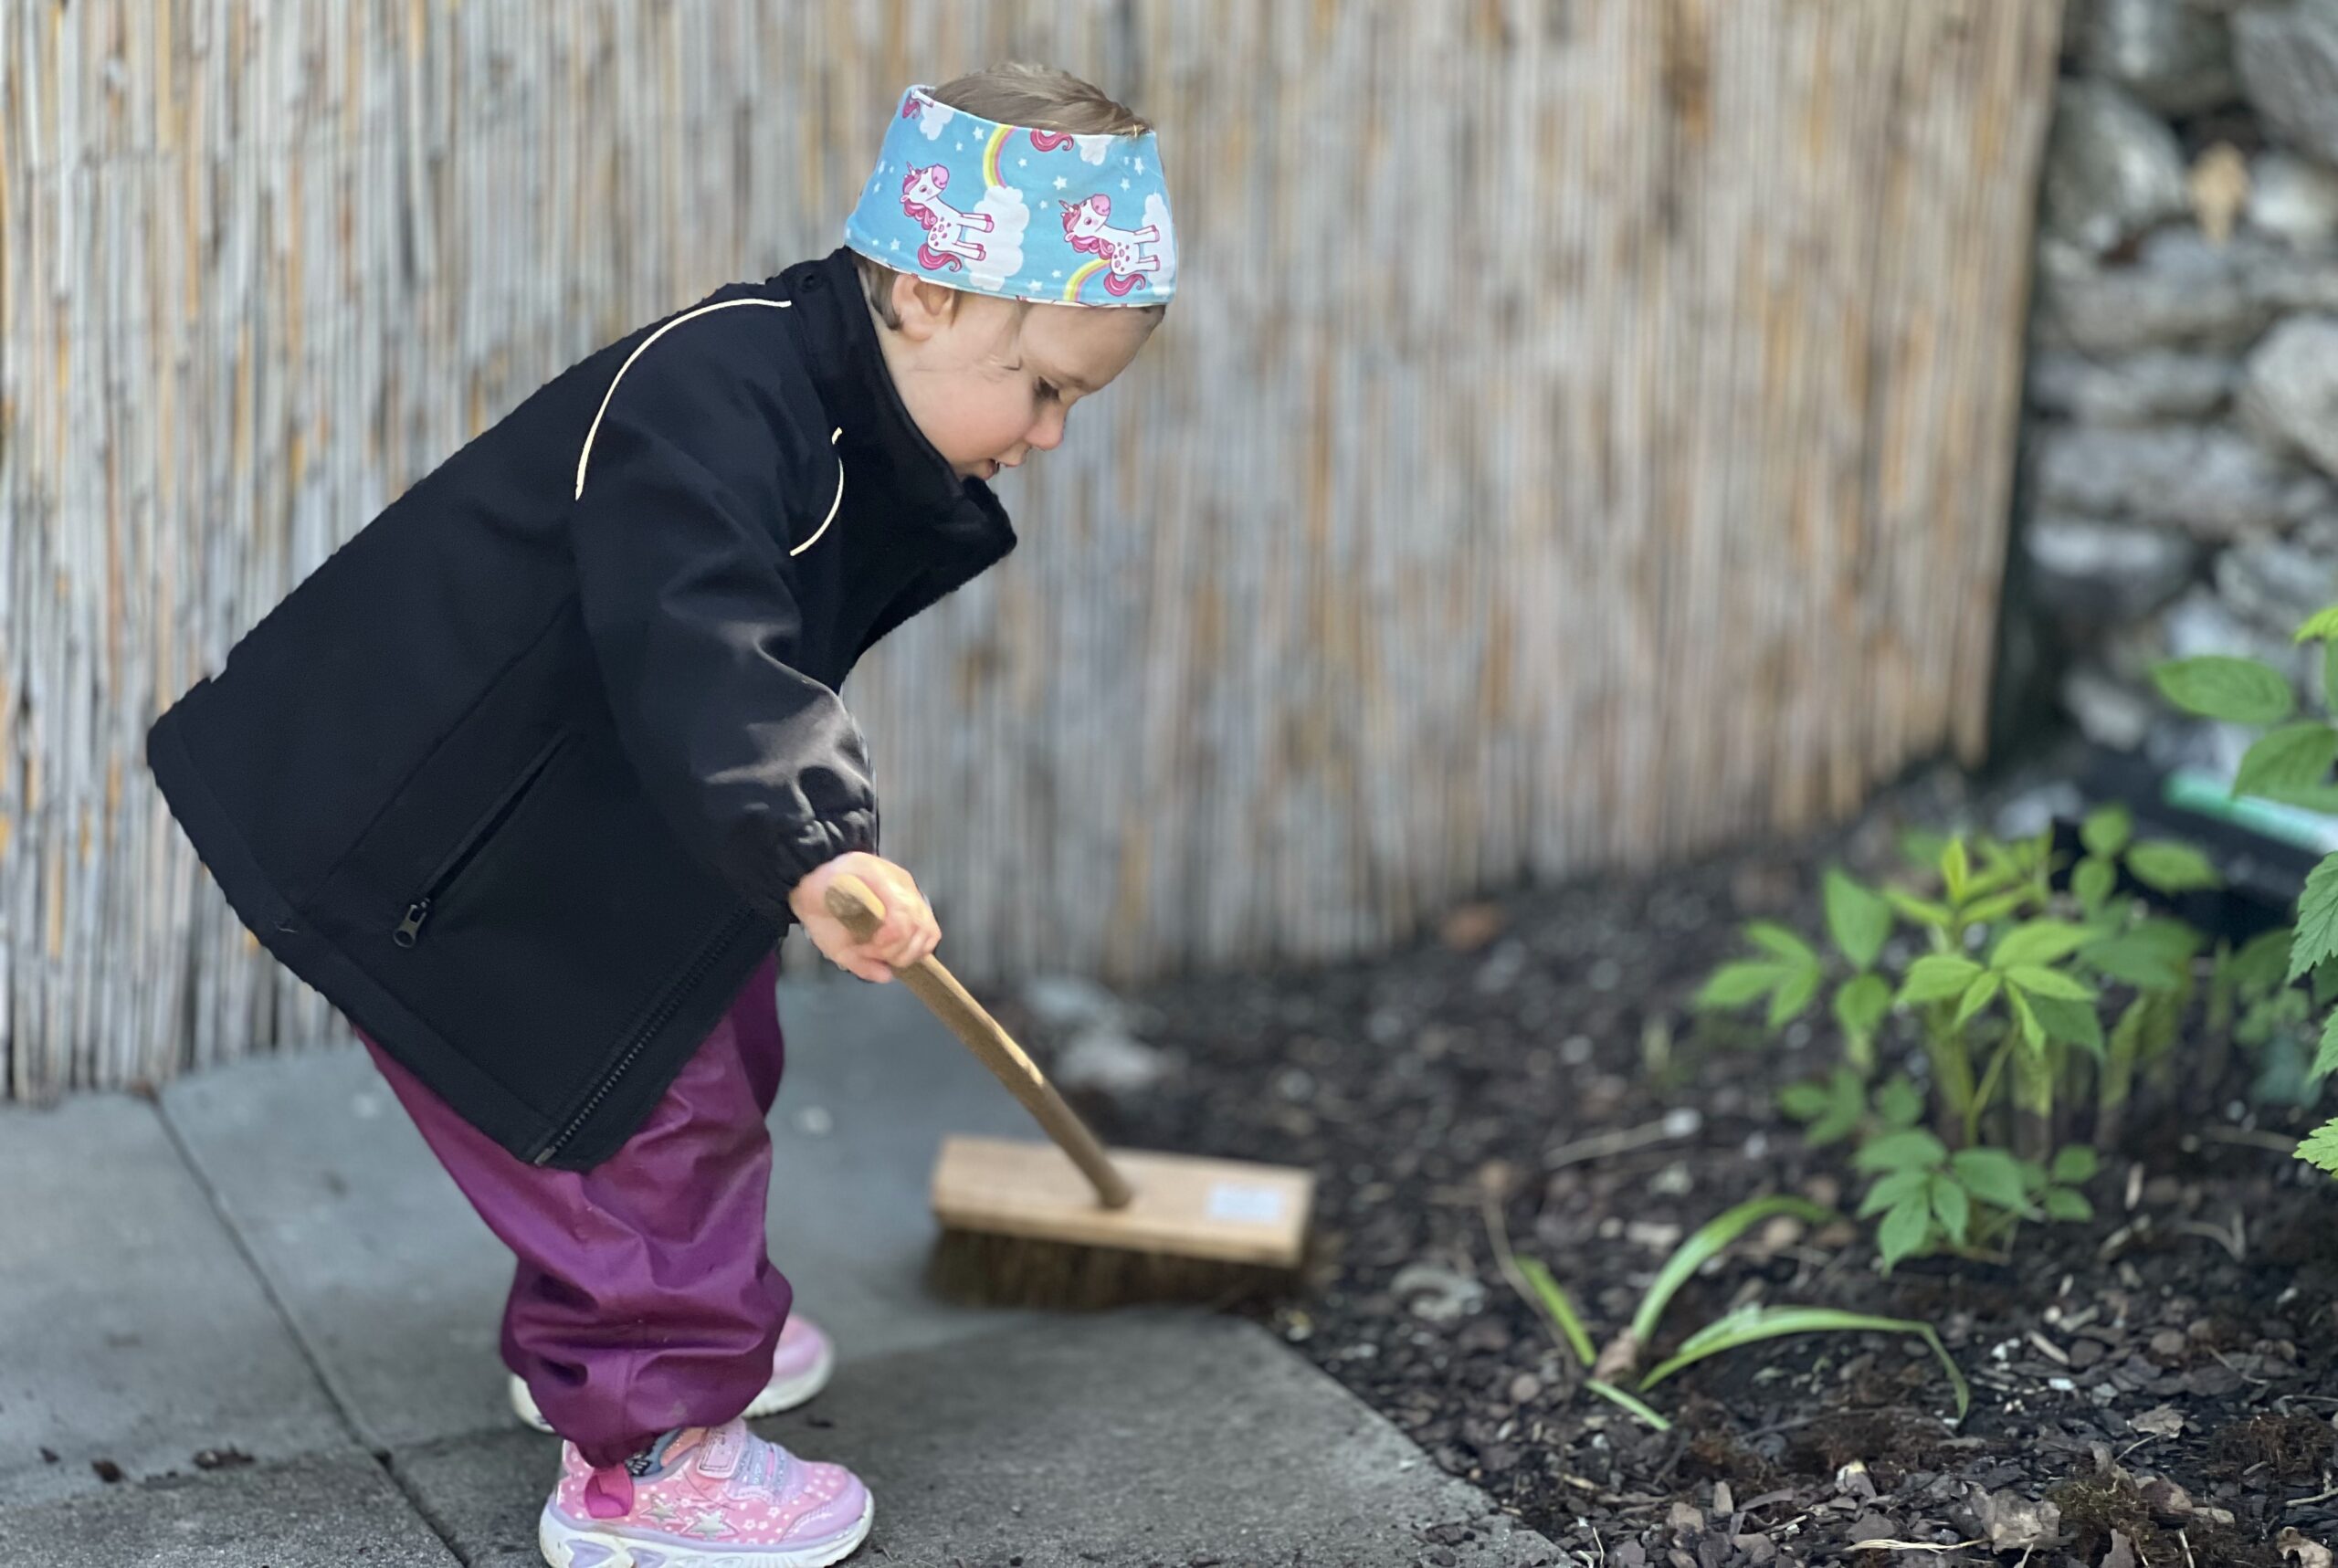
[512,1341,837,1434]
[537,1492,873,1568]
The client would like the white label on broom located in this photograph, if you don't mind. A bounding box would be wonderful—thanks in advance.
[1205,1183,1286,1224]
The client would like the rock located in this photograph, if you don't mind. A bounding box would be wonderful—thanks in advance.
[2216,531,2338,637]
[1996,780,2087,841]
[1390,1261,1487,1326]
[2025,512,2203,620]
[1975,1489,2062,1550]
[1507,1372,1543,1404]
[1053,1027,1173,1099]
[2033,423,2331,538]
[2235,0,2338,167]
[2030,349,2239,423]
[2084,0,2241,110]
[2164,583,2320,683]
[1668,1500,1706,1534]
[1732,1536,1778,1566]
[2242,315,2338,477]
[2279,1526,2336,1567]
[2105,1529,2143,1568]
[2132,1404,2187,1436]
[2038,229,2278,353]
[1019,973,1129,1032]
[2249,152,2338,247]
[2043,80,2194,257]
[2064,665,2161,749]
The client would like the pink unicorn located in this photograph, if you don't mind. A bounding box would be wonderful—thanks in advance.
[1059,194,1162,297]
[900,164,994,272]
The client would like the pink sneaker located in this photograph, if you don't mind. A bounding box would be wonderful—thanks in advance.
[513,1315,837,1434]
[537,1419,873,1568]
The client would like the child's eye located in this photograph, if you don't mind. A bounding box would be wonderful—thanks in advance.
[1035,380,1060,404]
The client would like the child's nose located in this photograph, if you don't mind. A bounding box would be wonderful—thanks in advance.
[1028,411,1066,450]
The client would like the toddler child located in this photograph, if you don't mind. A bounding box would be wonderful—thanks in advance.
[147,61,1174,1567]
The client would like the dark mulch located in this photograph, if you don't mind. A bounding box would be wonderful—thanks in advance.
[988,767,2338,1566]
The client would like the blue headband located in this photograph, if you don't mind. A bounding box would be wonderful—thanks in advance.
[843,86,1176,308]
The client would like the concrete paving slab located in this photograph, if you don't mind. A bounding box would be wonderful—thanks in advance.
[0,1451,460,1568]
[398,1310,1560,1568]
[160,1047,513,1452]
[0,1095,351,1508]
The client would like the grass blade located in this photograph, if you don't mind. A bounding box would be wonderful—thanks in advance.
[1585,1379,1672,1431]
[1628,1196,1838,1349]
[1514,1258,1597,1368]
[1638,1306,1969,1421]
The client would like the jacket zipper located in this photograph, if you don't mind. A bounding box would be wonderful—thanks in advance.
[393,731,569,949]
[528,902,758,1166]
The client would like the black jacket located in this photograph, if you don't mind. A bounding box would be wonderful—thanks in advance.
[146,248,1016,1169]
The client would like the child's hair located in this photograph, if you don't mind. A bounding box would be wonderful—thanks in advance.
[853,63,1167,329]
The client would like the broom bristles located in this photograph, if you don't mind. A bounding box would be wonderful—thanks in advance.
[925,1225,1304,1311]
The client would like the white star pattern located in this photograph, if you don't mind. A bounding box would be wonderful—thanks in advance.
[1054,176,1068,190]
[890,238,900,250]
[1017,157,1027,166]
[1133,157,1146,174]
[955,142,965,152]
[1052,269,1063,278]
[1122,178,1132,189]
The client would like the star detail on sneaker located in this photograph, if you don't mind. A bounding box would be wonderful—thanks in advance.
[688,1510,735,1540]
[642,1497,681,1524]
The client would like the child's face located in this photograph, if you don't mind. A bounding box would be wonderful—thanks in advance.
[875,277,1158,481]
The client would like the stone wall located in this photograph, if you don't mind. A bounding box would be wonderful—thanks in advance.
[2024,0,2338,774]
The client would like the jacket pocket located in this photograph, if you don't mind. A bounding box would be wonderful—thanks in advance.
[392,730,569,949]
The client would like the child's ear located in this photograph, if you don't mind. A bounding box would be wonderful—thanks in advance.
[890,275,963,342]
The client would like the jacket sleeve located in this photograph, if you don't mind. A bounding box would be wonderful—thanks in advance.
[566,342,875,921]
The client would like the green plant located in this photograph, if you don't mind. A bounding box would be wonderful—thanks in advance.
[1853,1131,2097,1270]
[1694,867,1893,1074]
[2153,605,2338,1173]
[1483,1193,1968,1431]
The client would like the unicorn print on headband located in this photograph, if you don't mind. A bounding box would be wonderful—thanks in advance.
[900,164,995,273]
[1059,195,1162,297]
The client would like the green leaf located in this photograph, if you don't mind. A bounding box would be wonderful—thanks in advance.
[1929,1175,1971,1246]
[2231,927,2297,993]
[1778,1080,1834,1121]
[2006,965,2098,1003]
[2081,805,2133,859]
[2084,934,2185,991]
[1855,1129,1950,1174]
[1766,963,1822,1030]
[1961,890,2030,931]
[2317,962,2338,1011]
[1695,961,1787,1012]
[1950,1148,2032,1213]
[1833,973,1892,1045]
[2127,841,2223,895]
[1874,1075,1925,1131]
[2051,1146,2100,1184]
[1583,1378,1672,1431]
[2314,1011,2338,1083]
[1900,828,1951,870]
[2073,857,2118,913]
[2235,723,2338,802]
[1885,888,1956,929]
[2152,655,2298,725]
[2297,1117,2338,1176]
[2007,986,2047,1056]
[2291,856,2338,984]
[1512,1257,1596,1368]
[1940,839,1972,905]
[2294,605,2338,644]
[1953,972,2004,1030]
[2025,991,2106,1056]
[1627,1195,1838,1350]
[1806,1068,1868,1146]
[1879,1195,1933,1268]
[2043,1188,2095,1223]
[1991,920,2095,971]
[1745,921,1819,967]
[1859,1168,1932,1219]
[1824,870,1893,972]
[1641,1307,1968,1421]
[1901,955,1986,1005]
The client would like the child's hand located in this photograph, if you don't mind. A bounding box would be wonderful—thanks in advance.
[787,851,941,983]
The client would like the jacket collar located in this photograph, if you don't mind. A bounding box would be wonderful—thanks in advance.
[777,248,1017,558]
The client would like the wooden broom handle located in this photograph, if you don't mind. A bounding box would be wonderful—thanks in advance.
[821,873,1135,1210]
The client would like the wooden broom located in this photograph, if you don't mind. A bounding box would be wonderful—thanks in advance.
[823,874,1317,1309]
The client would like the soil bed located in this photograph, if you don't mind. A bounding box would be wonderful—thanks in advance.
[988,770,2338,1566]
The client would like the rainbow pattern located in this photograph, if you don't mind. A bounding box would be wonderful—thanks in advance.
[980,124,1013,191]
[1062,259,1110,302]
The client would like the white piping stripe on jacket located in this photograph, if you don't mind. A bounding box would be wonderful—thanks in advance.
[573,296,846,558]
